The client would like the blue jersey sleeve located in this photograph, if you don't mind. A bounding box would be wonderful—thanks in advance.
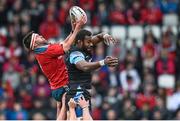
[70,51,85,64]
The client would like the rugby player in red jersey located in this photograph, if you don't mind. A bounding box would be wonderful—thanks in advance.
[23,16,86,120]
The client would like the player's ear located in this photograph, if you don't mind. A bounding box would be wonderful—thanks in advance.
[76,40,82,45]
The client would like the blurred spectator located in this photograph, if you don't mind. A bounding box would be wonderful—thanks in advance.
[91,87,102,109]
[79,0,95,25]
[106,109,118,120]
[136,103,151,119]
[101,100,111,119]
[2,64,20,90]
[129,39,143,76]
[32,112,46,120]
[155,49,175,76]
[5,40,22,59]
[120,62,141,92]
[143,0,163,24]
[106,67,120,87]
[39,14,60,40]
[29,0,44,32]
[136,83,156,110]
[152,97,168,119]
[79,0,95,11]
[17,73,32,93]
[0,0,8,27]
[93,42,105,61]
[91,72,106,95]
[127,0,145,24]
[107,41,126,62]
[143,72,155,85]
[160,31,176,59]
[121,51,137,71]
[151,109,163,120]
[32,75,51,98]
[142,33,159,69]
[16,88,33,110]
[104,87,121,107]
[31,98,48,118]
[92,2,109,26]
[109,0,127,25]
[9,102,28,120]
[58,0,72,26]
[121,98,136,119]
[21,53,39,80]
[45,98,56,119]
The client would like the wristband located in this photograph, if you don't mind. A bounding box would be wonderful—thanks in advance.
[99,60,105,66]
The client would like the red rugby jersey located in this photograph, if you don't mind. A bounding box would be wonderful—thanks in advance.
[35,44,69,90]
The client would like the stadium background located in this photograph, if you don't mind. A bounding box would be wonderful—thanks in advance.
[0,0,180,120]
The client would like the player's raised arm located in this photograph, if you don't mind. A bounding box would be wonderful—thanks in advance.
[61,16,86,52]
[91,33,117,46]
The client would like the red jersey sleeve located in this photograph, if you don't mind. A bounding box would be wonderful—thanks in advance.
[44,43,65,57]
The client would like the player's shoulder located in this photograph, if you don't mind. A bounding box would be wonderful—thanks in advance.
[70,51,84,57]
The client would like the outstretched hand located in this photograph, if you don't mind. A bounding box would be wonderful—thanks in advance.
[104,56,119,67]
[103,34,117,45]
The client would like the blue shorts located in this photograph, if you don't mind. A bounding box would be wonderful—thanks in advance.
[51,87,66,102]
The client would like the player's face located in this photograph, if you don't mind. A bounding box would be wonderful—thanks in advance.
[34,34,48,48]
[83,36,93,53]
[35,34,47,44]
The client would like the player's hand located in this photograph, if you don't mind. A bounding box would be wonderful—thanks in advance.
[104,56,119,67]
[68,98,77,109]
[77,96,89,109]
[103,34,117,45]
[74,16,86,31]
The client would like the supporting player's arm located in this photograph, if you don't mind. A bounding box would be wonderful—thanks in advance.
[61,16,86,52]
[78,96,93,120]
[68,98,77,120]
[57,93,67,120]
[91,33,116,45]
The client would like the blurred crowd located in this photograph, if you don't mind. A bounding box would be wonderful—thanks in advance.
[0,0,180,120]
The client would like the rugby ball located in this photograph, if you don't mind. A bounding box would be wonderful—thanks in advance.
[69,6,87,24]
